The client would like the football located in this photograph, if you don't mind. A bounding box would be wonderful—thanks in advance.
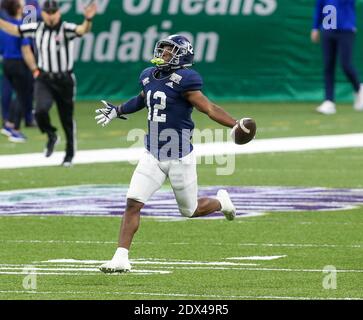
[231,118,257,145]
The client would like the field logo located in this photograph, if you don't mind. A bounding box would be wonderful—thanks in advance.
[1,185,363,219]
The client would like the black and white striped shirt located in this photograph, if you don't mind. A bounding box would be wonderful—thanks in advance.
[18,21,80,73]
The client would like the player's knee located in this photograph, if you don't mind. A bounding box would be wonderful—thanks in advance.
[125,198,143,213]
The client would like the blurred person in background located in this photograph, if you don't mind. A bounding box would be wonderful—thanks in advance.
[311,0,363,114]
[0,27,13,129]
[0,0,34,142]
[0,0,97,166]
[23,0,41,127]
[0,0,40,130]
[0,0,15,132]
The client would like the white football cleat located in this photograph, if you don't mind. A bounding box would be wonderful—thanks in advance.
[217,189,236,221]
[99,259,131,274]
[353,84,363,111]
[316,100,336,115]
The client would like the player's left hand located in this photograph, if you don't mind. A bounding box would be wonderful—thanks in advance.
[84,1,97,20]
[95,100,127,127]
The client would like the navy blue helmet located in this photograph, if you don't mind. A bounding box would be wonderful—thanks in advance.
[152,35,194,70]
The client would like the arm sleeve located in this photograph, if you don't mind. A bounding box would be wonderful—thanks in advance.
[64,22,81,40]
[119,94,146,115]
[21,37,32,46]
[0,31,4,54]
[18,22,38,38]
[180,71,203,92]
[313,0,324,30]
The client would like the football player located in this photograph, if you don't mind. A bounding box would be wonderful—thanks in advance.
[95,35,239,273]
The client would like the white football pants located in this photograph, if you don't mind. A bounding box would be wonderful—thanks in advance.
[126,150,198,217]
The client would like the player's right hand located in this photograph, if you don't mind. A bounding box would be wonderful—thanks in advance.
[311,29,320,43]
[95,100,127,127]
[32,68,41,79]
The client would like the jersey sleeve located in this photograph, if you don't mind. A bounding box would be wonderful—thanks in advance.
[21,37,32,47]
[18,22,38,38]
[180,70,203,92]
[0,31,5,55]
[63,22,81,40]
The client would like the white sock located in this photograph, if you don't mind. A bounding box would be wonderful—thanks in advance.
[216,196,225,211]
[112,247,129,261]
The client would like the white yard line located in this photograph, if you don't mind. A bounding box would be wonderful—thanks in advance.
[226,255,287,260]
[0,267,100,271]
[42,259,258,267]
[1,259,362,274]
[0,257,362,281]
[1,266,362,274]
[0,239,116,244]
[0,290,361,300]
[0,271,168,275]
[1,133,363,169]
[238,243,363,248]
[152,266,363,273]
[0,272,99,275]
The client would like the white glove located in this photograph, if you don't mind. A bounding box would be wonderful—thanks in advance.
[95,100,127,127]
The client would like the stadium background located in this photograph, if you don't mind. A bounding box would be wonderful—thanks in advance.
[60,0,363,102]
[0,0,362,300]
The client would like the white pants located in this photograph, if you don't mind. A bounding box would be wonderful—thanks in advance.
[126,150,198,217]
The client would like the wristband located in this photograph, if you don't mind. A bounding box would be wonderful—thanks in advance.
[116,105,124,118]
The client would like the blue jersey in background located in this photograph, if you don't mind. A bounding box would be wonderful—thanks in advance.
[313,0,356,31]
[0,17,31,60]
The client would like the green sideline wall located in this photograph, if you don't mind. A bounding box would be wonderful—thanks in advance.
[4,0,363,102]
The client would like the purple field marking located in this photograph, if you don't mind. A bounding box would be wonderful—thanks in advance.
[1,185,363,218]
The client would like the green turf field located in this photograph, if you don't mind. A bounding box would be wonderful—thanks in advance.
[1,101,363,155]
[0,102,362,300]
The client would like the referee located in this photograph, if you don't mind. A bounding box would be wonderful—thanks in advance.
[0,0,97,166]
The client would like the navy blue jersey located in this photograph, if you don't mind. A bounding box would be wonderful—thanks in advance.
[139,67,203,161]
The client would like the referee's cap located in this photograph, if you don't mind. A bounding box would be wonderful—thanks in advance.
[42,0,59,14]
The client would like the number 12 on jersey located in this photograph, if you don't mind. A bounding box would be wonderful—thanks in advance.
[146,90,167,123]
